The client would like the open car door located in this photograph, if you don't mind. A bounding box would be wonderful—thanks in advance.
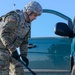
[25,9,73,75]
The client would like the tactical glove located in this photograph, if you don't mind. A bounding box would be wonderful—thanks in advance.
[7,45,20,60]
[21,55,29,66]
[11,50,20,60]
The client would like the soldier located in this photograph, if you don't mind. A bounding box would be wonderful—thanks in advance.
[0,1,42,75]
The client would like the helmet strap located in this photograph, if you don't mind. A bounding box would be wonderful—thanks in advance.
[25,12,31,23]
[25,11,34,23]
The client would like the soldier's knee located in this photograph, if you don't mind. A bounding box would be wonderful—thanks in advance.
[0,60,9,75]
[0,59,9,70]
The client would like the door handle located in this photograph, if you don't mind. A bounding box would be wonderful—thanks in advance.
[27,44,37,49]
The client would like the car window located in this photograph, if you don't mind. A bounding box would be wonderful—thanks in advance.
[31,12,68,38]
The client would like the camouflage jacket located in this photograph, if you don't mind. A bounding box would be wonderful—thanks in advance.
[0,10,31,53]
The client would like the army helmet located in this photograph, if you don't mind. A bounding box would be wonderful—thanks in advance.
[25,1,43,15]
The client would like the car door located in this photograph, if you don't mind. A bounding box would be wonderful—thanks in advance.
[25,9,73,75]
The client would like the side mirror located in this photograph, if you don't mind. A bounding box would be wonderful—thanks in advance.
[54,22,73,38]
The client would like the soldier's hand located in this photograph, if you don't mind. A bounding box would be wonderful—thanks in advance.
[21,55,29,66]
[11,50,20,60]
[7,45,20,60]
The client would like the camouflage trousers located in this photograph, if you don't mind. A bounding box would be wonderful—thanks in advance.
[0,49,24,75]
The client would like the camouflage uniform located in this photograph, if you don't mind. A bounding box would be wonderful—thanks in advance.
[0,10,30,75]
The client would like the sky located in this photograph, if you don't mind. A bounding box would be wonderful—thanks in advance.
[0,0,75,37]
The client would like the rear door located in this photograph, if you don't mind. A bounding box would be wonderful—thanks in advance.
[25,9,72,75]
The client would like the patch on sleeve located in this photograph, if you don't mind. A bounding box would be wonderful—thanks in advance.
[8,16,17,22]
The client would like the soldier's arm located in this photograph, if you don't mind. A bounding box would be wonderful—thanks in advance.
[20,28,30,56]
[20,38,28,56]
[0,15,18,53]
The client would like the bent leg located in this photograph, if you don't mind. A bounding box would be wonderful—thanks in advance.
[9,57,24,75]
[0,49,10,75]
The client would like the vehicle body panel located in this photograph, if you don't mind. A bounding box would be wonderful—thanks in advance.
[24,37,72,75]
